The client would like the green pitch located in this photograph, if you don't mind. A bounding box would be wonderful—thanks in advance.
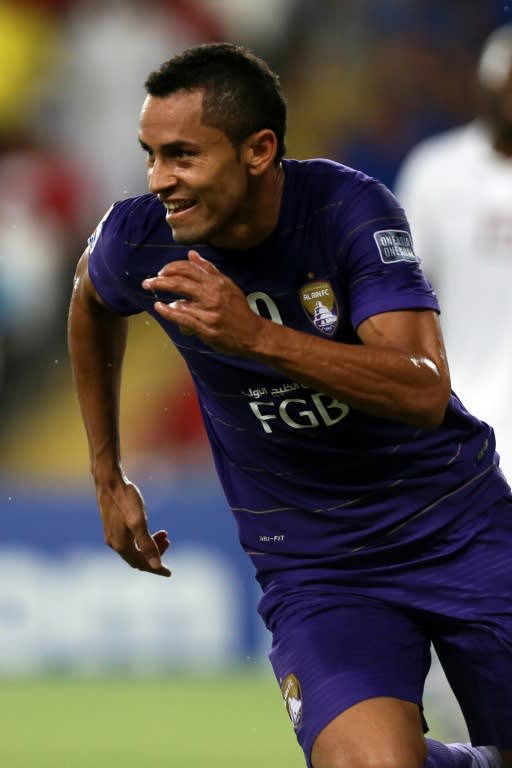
[0,669,304,768]
[0,668,455,767]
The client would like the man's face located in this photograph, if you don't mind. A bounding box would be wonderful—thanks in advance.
[139,89,250,246]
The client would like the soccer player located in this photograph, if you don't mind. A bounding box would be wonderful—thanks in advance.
[67,43,512,768]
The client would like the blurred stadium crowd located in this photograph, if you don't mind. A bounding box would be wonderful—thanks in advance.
[0,0,509,480]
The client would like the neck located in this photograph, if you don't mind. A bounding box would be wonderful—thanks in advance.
[212,163,285,250]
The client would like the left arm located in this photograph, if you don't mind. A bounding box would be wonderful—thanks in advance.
[253,306,450,429]
[143,251,451,430]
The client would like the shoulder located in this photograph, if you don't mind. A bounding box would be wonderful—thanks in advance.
[282,157,402,222]
[86,194,176,314]
[88,194,170,256]
[284,156,376,196]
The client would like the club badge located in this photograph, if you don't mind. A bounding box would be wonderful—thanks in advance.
[299,280,338,336]
[281,673,303,730]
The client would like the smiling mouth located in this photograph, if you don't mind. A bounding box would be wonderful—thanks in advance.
[164,200,197,217]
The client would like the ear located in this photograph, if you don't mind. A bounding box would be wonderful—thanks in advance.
[243,129,278,176]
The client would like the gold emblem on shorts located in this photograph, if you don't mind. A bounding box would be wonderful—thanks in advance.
[280,673,303,729]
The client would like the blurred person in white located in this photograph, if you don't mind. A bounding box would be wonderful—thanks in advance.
[55,0,223,220]
[394,24,512,480]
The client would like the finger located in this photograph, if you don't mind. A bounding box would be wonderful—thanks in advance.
[143,272,206,299]
[153,529,171,555]
[149,257,217,284]
[129,557,171,576]
[154,299,204,332]
[158,259,209,280]
[187,250,219,274]
[112,536,171,577]
[133,528,172,575]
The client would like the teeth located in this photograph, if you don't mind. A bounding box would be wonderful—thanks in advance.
[166,200,194,213]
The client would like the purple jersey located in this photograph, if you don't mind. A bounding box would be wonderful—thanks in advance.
[87,158,510,614]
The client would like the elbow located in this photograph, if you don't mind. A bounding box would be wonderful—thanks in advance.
[410,355,451,430]
[417,407,447,431]
[413,386,451,431]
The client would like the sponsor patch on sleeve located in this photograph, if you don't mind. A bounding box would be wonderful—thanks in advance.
[87,204,114,254]
[373,229,418,264]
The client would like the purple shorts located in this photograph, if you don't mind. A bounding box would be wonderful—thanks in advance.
[266,496,512,766]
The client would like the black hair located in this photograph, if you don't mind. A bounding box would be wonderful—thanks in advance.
[144,42,287,162]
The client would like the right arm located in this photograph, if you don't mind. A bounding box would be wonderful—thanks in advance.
[67,249,171,576]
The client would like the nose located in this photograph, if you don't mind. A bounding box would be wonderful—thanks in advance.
[148,157,178,195]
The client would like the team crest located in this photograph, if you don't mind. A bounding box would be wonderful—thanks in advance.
[299,280,338,336]
[280,673,303,730]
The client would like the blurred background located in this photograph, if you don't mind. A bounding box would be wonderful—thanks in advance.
[0,0,511,764]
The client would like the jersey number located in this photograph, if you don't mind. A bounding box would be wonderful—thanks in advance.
[247,292,283,324]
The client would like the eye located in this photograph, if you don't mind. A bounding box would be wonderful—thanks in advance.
[169,148,195,161]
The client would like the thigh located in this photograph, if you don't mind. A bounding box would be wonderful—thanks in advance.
[311,697,426,768]
[268,593,431,768]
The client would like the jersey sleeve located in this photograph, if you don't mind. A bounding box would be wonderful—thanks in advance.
[336,179,440,330]
[87,200,144,316]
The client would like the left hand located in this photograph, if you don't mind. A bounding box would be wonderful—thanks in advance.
[142,250,265,355]
[96,475,171,577]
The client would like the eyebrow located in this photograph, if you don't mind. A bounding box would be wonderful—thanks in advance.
[138,138,198,152]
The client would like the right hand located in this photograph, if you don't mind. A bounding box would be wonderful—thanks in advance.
[142,251,267,356]
[96,477,171,577]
